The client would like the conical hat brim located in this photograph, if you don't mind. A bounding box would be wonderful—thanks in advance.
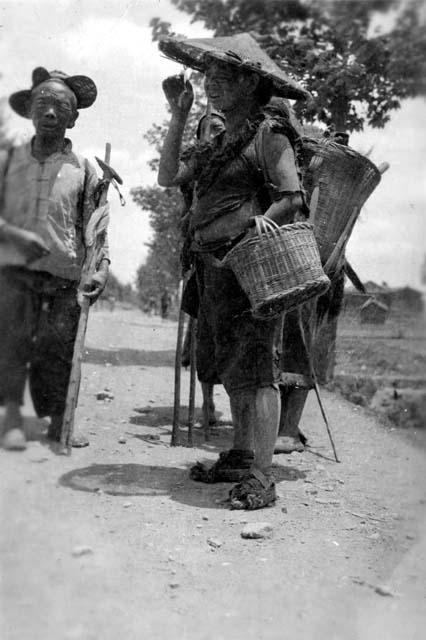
[159,33,309,101]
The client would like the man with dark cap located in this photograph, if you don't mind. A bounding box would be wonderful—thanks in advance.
[0,67,109,450]
[158,33,309,509]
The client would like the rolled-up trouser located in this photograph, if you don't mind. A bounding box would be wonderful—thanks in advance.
[0,266,80,417]
[195,258,283,394]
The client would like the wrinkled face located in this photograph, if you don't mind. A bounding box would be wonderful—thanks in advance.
[30,80,78,138]
[204,62,253,112]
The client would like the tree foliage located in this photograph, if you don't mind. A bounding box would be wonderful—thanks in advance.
[153,0,426,131]
[131,185,186,306]
[134,0,426,300]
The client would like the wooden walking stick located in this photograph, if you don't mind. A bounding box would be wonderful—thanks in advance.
[172,98,213,446]
[60,143,123,453]
[171,276,189,446]
[187,316,197,445]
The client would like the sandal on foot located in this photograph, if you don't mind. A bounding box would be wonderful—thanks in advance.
[2,428,27,451]
[229,468,276,510]
[274,435,305,454]
[190,449,254,483]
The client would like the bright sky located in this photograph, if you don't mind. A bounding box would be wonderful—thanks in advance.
[1,0,425,288]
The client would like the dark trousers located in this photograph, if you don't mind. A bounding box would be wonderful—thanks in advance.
[196,259,283,394]
[0,267,80,417]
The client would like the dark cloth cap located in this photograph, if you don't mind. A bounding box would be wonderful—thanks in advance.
[159,32,309,101]
[9,67,97,118]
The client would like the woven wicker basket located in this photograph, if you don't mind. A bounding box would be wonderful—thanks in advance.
[302,138,381,264]
[223,218,330,319]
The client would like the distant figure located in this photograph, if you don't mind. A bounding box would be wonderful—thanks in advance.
[147,296,157,316]
[160,289,171,318]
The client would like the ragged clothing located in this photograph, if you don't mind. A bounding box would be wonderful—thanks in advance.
[0,138,109,280]
[182,114,307,249]
[0,266,80,416]
[180,113,306,391]
[195,257,283,394]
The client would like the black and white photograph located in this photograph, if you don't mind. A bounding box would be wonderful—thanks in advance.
[0,1,425,638]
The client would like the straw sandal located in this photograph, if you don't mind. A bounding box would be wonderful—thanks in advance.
[229,468,276,510]
[190,449,254,483]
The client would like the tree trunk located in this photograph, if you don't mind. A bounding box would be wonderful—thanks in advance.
[331,94,349,132]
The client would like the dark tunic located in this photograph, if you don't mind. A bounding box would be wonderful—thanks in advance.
[184,115,306,393]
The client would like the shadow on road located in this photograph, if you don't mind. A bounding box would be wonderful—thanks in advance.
[129,404,230,429]
[59,462,306,508]
[83,347,176,367]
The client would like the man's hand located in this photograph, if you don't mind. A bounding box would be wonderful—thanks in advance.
[162,75,194,119]
[82,261,109,305]
[1,225,50,263]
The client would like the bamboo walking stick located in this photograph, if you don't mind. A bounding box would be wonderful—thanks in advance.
[60,143,113,453]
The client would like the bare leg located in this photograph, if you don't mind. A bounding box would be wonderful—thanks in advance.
[275,387,308,454]
[230,390,254,451]
[228,386,280,509]
[201,382,216,425]
[252,386,280,477]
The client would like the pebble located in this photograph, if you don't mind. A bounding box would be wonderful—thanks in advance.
[241,522,273,539]
[71,545,93,557]
[202,515,209,521]
[123,502,132,508]
[96,390,114,401]
[374,585,395,597]
[118,437,127,444]
[207,538,223,549]
[169,583,180,589]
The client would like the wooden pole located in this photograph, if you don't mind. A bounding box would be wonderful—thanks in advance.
[60,143,111,453]
[297,308,340,463]
[187,317,197,446]
[171,301,186,446]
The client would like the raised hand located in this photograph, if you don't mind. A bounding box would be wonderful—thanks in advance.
[162,74,194,118]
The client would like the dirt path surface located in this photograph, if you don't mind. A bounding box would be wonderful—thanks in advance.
[1,308,425,640]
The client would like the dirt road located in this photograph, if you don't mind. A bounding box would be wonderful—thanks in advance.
[1,308,425,640]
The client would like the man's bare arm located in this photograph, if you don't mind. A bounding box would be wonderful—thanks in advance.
[158,75,194,187]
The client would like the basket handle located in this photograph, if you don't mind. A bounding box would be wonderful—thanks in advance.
[254,215,281,237]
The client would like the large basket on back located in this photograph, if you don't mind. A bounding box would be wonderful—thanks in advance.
[223,218,330,319]
[302,138,381,264]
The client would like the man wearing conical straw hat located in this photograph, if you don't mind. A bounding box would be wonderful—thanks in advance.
[158,33,309,509]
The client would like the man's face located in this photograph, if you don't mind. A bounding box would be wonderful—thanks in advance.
[30,80,77,138]
[204,62,245,112]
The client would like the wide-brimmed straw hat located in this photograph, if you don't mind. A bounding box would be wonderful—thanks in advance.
[159,32,309,101]
[9,67,97,118]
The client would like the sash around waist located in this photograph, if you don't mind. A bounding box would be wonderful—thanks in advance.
[191,197,262,246]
